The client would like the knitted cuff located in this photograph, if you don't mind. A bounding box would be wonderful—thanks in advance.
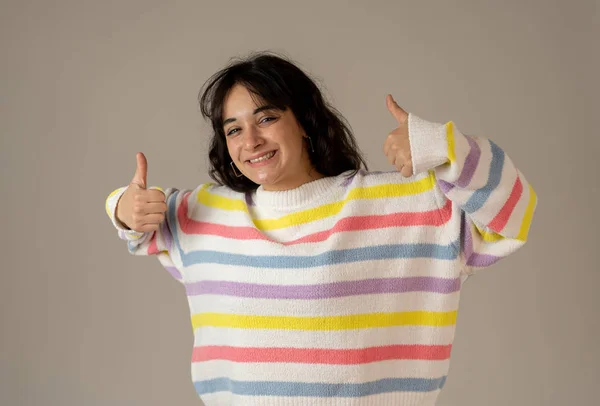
[407,113,450,175]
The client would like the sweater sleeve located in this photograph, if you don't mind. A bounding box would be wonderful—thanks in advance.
[104,185,186,282]
[408,113,538,274]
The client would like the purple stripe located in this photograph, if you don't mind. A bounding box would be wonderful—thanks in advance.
[164,266,182,280]
[461,213,502,267]
[456,136,481,188]
[184,276,461,299]
[466,253,502,267]
[437,180,455,194]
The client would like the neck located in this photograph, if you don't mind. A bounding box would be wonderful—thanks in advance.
[254,171,344,211]
[262,168,325,191]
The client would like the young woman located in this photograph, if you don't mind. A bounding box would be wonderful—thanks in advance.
[105,52,537,405]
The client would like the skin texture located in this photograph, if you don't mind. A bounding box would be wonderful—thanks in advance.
[222,84,324,191]
[383,94,412,177]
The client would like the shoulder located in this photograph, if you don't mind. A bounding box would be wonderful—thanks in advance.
[339,169,439,207]
[162,182,245,209]
[186,182,248,213]
[165,182,248,226]
[342,169,428,188]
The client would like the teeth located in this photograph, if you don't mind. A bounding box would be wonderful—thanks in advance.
[249,151,275,163]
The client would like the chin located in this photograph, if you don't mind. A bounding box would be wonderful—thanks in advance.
[245,167,283,186]
[254,174,285,190]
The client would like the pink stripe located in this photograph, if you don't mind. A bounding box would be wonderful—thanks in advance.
[488,175,523,233]
[192,344,452,364]
[178,197,453,245]
[147,233,159,255]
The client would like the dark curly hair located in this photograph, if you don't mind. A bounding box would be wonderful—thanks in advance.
[198,51,368,193]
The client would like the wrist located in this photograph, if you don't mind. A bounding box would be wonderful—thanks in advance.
[114,196,131,230]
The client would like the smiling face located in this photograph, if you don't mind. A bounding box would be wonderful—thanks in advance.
[222,84,322,191]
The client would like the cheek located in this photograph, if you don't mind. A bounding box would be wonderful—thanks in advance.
[225,140,239,160]
[275,130,304,157]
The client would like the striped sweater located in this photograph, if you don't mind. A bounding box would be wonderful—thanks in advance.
[105,113,537,405]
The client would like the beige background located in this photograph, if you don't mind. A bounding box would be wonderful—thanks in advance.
[2,0,598,405]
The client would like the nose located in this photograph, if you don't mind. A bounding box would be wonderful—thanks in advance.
[243,125,264,150]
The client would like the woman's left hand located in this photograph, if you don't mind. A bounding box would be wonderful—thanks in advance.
[383,94,412,177]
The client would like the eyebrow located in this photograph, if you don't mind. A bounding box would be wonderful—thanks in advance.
[223,105,278,126]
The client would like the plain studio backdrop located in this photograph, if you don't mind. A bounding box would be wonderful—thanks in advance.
[1,0,598,405]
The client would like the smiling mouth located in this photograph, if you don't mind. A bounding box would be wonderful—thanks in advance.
[247,150,277,164]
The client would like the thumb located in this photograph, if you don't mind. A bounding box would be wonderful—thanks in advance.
[131,152,147,189]
[386,94,408,125]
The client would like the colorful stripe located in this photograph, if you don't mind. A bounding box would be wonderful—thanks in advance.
[192,344,452,364]
[105,188,122,217]
[164,265,182,280]
[196,176,436,227]
[191,311,457,330]
[194,376,447,396]
[185,276,461,299]
[180,240,459,268]
[197,184,249,212]
[437,180,454,194]
[474,224,504,243]
[178,198,453,244]
[489,175,523,234]
[517,184,537,241]
[455,135,481,187]
[462,215,501,267]
[147,233,159,255]
[463,140,505,213]
[446,122,456,163]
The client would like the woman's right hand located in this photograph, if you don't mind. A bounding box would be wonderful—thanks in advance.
[115,152,167,232]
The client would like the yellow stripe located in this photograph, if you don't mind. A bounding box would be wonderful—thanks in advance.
[197,184,249,213]
[474,224,505,242]
[516,184,537,241]
[446,122,456,163]
[105,188,123,217]
[191,311,457,330]
[197,176,436,231]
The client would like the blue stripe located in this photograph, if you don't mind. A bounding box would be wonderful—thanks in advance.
[463,140,504,213]
[194,376,447,397]
[181,241,458,268]
[127,240,136,252]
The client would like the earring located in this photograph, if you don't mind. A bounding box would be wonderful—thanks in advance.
[230,161,243,177]
[306,136,315,153]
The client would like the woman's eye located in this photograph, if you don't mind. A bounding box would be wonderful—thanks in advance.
[226,128,240,136]
[260,116,276,124]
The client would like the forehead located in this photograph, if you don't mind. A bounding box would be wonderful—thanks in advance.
[223,84,262,116]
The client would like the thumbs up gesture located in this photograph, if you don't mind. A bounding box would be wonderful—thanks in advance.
[115,152,167,232]
[383,94,413,177]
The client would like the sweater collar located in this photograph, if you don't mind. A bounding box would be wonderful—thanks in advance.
[252,172,351,211]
